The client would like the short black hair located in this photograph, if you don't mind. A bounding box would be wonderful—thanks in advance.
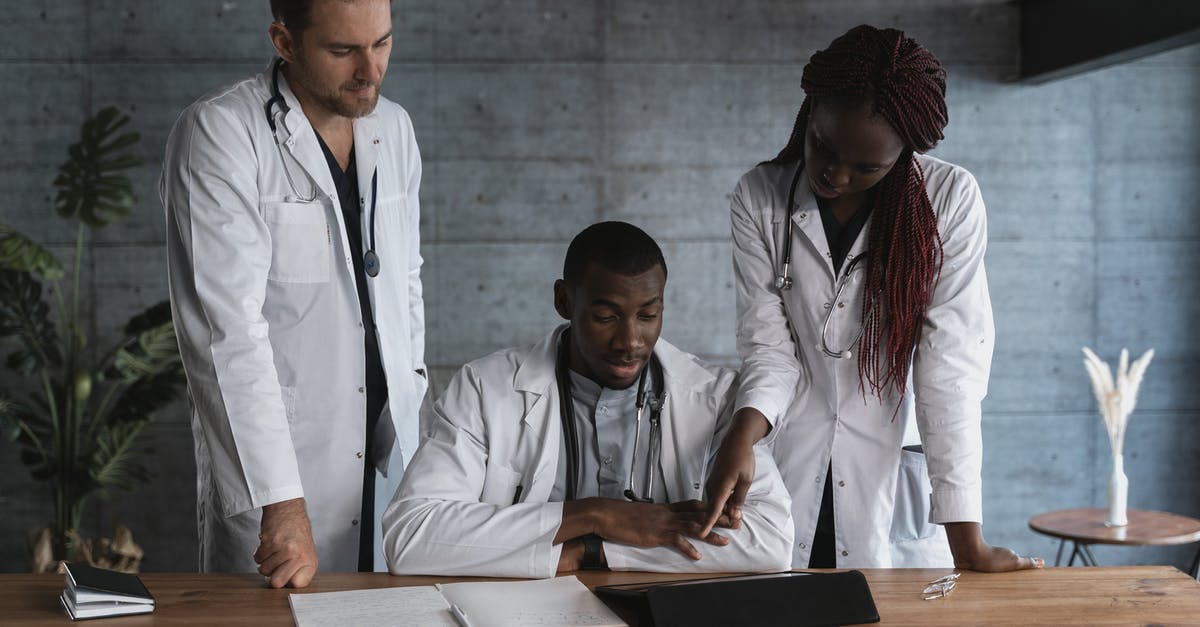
[562,222,667,286]
[270,0,316,35]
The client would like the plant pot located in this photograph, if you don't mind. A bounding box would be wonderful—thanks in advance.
[30,524,144,574]
[1105,454,1128,527]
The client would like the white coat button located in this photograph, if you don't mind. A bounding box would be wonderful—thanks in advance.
[842,550,849,557]
[352,519,359,526]
[599,406,608,415]
[356,451,363,459]
[603,456,613,466]
[837,302,845,309]
[838,480,845,487]
[823,302,831,309]
[814,476,821,484]
[799,212,808,220]
[799,542,807,549]
[358,386,365,393]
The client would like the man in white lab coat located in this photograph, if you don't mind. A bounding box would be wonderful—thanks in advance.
[382,222,793,578]
[161,0,426,586]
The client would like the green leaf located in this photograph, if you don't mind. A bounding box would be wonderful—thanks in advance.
[0,396,22,441]
[105,369,185,426]
[0,225,64,280]
[88,420,153,498]
[0,269,62,375]
[122,300,173,336]
[53,106,142,229]
[107,321,182,383]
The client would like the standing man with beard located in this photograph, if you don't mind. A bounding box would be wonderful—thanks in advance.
[161,0,426,587]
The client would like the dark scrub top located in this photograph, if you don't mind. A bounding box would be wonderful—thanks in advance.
[315,134,388,572]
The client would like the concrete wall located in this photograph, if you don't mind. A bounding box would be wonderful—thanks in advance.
[1,1,1197,573]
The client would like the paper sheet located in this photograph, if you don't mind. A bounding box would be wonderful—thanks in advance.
[289,586,457,627]
[438,576,626,627]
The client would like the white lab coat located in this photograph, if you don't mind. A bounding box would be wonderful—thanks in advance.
[382,328,794,578]
[161,60,427,572]
[731,154,993,568]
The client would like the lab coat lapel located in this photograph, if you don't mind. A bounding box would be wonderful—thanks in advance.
[791,179,836,281]
[512,329,565,501]
[353,114,380,218]
[656,340,718,502]
[275,77,336,203]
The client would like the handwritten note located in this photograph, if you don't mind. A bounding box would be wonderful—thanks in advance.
[289,586,457,627]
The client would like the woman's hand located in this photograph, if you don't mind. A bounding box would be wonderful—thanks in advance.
[701,408,771,536]
[945,522,1044,571]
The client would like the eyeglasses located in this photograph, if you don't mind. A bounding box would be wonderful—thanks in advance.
[923,573,960,600]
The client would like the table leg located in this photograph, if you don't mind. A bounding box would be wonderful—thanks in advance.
[1078,543,1099,567]
[1054,540,1066,567]
[1189,546,1199,580]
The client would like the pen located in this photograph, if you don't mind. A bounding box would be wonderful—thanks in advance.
[449,602,475,627]
[511,484,524,505]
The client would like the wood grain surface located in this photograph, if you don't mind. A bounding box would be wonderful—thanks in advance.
[1030,508,1200,546]
[3,566,1199,625]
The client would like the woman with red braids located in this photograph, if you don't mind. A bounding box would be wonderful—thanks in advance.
[702,25,1043,571]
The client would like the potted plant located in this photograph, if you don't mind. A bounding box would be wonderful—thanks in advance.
[0,107,186,573]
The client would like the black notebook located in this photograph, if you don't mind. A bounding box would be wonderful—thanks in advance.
[61,562,155,621]
[595,570,880,627]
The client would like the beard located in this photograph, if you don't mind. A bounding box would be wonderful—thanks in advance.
[285,59,380,119]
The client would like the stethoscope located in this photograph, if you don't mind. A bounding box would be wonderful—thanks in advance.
[776,161,879,360]
[556,329,665,503]
[263,58,383,278]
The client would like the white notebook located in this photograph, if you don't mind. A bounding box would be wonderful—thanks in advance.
[289,575,626,627]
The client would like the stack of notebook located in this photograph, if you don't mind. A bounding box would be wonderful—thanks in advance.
[60,562,155,621]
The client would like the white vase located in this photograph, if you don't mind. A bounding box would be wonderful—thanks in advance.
[1106,454,1128,527]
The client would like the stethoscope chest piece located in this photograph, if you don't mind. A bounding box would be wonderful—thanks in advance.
[364,250,380,277]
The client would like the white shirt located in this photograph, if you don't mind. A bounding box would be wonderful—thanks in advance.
[731,153,993,567]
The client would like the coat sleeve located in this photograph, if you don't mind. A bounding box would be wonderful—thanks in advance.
[381,364,564,578]
[911,166,994,525]
[606,373,794,572]
[731,174,804,435]
[603,444,794,573]
[401,110,426,374]
[161,102,302,517]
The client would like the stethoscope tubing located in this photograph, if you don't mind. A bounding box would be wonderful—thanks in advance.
[776,161,875,360]
[556,329,664,503]
[265,58,382,277]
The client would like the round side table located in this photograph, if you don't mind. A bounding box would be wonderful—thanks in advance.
[1029,508,1200,578]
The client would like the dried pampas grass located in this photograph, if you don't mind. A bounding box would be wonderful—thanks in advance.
[1082,347,1154,458]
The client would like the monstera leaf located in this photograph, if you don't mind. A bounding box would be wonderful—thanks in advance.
[87,420,152,498]
[105,302,180,379]
[0,225,64,280]
[0,269,62,375]
[53,107,142,227]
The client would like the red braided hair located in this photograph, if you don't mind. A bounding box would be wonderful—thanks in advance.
[769,25,948,403]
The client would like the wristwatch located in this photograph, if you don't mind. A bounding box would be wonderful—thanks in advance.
[580,533,606,570]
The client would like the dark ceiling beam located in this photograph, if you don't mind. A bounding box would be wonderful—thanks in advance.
[1018,0,1200,84]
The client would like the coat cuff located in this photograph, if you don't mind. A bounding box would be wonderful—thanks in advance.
[928,488,983,525]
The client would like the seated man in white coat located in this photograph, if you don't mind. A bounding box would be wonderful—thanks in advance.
[382,222,793,578]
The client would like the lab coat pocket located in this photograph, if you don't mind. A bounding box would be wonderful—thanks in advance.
[480,465,524,505]
[890,445,939,543]
[262,201,331,284]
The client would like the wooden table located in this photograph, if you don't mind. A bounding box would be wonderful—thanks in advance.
[4,566,1200,625]
[1030,507,1200,575]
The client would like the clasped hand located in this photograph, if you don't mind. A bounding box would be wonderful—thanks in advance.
[254,497,319,588]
